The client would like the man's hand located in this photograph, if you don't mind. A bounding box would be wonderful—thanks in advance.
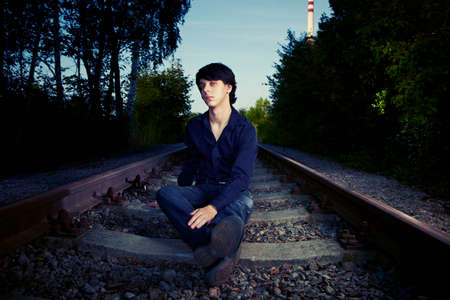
[188,205,217,229]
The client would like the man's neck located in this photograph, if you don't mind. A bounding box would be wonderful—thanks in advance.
[209,103,232,127]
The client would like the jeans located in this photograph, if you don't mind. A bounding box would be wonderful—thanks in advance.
[156,183,253,249]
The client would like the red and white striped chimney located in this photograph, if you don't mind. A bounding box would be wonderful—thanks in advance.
[307,0,314,38]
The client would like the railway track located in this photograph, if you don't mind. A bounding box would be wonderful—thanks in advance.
[1,145,448,299]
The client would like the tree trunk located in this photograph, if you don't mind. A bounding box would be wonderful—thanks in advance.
[19,48,25,90]
[105,0,122,118]
[53,0,63,106]
[104,67,114,118]
[90,2,107,117]
[0,3,5,90]
[78,0,93,98]
[81,51,94,111]
[78,0,98,116]
[27,31,41,91]
[112,42,122,117]
[76,56,82,97]
[127,45,139,120]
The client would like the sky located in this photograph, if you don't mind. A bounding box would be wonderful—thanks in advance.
[169,0,332,113]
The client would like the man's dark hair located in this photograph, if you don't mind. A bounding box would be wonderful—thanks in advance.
[196,63,237,104]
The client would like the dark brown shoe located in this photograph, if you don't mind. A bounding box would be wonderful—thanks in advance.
[205,243,242,286]
[205,256,233,285]
[194,215,243,267]
[232,243,242,265]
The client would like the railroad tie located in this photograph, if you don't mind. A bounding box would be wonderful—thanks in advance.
[70,158,359,268]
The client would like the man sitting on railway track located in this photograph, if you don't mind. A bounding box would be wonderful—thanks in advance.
[157,62,257,285]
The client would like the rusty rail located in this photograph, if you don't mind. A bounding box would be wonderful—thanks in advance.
[0,145,186,255]
[258,144,449,289]
[2,143,448,292]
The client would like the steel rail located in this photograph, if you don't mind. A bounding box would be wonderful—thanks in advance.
[2,142,448,292]
[0,145,186,255]
[258,144,449,289]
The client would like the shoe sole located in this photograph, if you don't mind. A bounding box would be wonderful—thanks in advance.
[194,245,216,267]
[194,215,243,267]
[205,244,242,286]
[232,243,242,265]
[205,256,234,286]
[211,215,243,257]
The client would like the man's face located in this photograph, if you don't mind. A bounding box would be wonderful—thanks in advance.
[198,79,232,108]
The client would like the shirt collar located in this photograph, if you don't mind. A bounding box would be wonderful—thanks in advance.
[201,106,240,129]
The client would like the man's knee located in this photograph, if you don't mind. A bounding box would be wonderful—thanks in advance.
[214,191,253,225]
[239,191,253,210]
[156,185,178,205]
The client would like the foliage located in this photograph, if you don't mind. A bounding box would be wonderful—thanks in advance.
[1,0,190,117]
[0,86,128,176]
[0,0,191,175]
[242,97,273,142]
[131,60,193,145]
[267,0,450,195]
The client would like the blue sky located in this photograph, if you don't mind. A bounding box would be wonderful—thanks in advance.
[171,0,332,113]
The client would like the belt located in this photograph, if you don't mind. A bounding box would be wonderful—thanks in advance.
[196,178,228,185]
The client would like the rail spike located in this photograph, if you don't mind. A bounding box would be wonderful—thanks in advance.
[96,187,128,206]
[47,209,80,237]
[126,174,142,188]
[337,220,370,250]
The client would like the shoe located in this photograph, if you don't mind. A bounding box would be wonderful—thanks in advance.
[205,256,234,285]
[232,243,242,265]
[205,243,242,286]
[194,215,243,268]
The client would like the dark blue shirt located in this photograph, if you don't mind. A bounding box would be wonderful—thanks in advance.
[178,107,258,211]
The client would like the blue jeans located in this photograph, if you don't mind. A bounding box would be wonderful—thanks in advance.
[156,183,253,249]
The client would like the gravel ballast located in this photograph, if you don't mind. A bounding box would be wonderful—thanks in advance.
[0,144,182,206]
[2,143,446,236]
[260,144,449,235]
[0,143,442,299]
[1,238,430,300]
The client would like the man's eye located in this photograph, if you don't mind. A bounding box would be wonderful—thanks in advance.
[210,82,216,86]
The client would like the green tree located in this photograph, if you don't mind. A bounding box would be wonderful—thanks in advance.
[245,97,272,142]
[0,0,192,175]
[267,0,450,194]
[125,0,191,121]
[132,60,192,145]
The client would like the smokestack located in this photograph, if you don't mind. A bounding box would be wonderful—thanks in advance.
[307,0,314,43]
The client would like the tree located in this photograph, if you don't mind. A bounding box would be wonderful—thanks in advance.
[125,0,191,121]
[132,60,192,145]
[0,0,192,175]
[245,97,272,142]
[52,0,64,105]
[267,0,450,194]
[60,0,190,118]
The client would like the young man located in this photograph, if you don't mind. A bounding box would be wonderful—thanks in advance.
[157,63,257,285]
